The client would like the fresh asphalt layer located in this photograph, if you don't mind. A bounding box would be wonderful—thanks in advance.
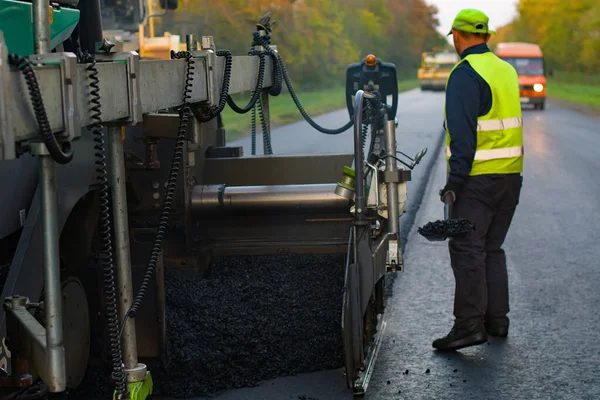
[154,89,600,400]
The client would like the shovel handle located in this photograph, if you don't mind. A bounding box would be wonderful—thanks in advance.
[443,192,454,221]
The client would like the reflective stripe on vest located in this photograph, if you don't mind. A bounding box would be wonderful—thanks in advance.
[444,52,524,176]
[446,145,523,160]
[444,117,523,132]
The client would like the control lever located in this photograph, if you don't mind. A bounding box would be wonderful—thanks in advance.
[396,147,428,170]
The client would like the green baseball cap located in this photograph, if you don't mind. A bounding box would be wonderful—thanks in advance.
[447,9,496,36]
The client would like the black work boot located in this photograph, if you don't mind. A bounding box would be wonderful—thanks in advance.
[432,320,488,351]
[485,316,509,337]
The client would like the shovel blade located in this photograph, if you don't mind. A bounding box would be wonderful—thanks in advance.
[417,218,475,242]
[419,232,448,242]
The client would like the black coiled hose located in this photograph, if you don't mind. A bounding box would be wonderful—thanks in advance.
[257,31,283,97]
[363,98,373,151]
[226,29,282,115]
[250,103,257,155]
[257,33,278,154]
[7,55,73,164]
[362,91,385,159]
[257,97,272,154]
[249,96,273,155]
[79,51,128,398]
[227,51,267,114]
[121,51,195,332]
[267,49,283,97]
[245,31,280,155]
[253,35,353,135]
[196,50,233,123]
[361,123,370,157]
[248,56,267,155]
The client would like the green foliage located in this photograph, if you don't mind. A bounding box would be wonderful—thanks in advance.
[578,4,600,73]
[548,79,600,111]
[222,79,420,140]
[494,0,600,75]
[153,0,446,88]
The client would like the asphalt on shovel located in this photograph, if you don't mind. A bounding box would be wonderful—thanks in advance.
[418,192,475,241]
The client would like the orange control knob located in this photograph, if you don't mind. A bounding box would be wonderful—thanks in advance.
[365,54,376,67]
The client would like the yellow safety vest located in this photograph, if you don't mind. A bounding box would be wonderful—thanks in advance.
[444,52,523,175]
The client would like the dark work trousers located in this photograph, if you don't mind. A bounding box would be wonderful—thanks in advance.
[448,173,523,325]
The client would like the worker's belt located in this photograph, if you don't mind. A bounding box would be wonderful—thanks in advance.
[444,117,523,132]
[445,145,524,160]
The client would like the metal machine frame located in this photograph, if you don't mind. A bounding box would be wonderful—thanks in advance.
[0,1,424,398]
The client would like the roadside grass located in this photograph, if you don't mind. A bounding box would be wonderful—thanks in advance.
[223,80,420,141]
[548,73,600,112]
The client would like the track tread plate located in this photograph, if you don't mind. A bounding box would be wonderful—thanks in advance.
[353,315,387,397]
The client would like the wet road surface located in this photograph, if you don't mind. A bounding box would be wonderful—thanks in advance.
[160,90,600,399]
[365,101,600,400]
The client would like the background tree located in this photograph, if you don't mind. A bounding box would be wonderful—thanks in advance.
[493,0,599,76]
[152,0,446,87]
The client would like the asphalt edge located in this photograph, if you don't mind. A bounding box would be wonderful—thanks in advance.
[385,128,445,298]
[399,128,446,251]
[547,97,600,117]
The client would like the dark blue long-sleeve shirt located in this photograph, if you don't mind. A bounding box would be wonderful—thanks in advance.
[445,43,493,184]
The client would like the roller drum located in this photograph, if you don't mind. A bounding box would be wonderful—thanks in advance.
[191,183,349,213]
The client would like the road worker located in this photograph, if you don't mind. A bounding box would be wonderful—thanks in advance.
[433,8,524,351]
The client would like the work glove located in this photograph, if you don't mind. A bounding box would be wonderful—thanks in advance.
[439,181,461,203]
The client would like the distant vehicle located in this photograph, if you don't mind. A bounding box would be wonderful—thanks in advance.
[495,42,547,110]
[418,50,459,91]
[101,0,187,59]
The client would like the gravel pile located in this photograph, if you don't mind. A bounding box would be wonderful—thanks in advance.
[73,253,346,399]
[417,217,475,239]
[155,254,346,397]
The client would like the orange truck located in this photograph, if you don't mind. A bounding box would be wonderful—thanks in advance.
[494,42,548,110]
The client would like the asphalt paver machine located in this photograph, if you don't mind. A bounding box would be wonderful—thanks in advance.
[0,1,426,398]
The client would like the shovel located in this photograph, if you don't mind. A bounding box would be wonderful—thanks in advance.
[418,192,475,241]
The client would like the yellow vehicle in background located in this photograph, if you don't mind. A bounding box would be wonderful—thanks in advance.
[418,50,459,91]
[101,0,186,59]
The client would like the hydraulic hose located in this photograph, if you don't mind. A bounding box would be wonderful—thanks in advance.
[267,48,283,96]
[256,31,283,97]
[257,96,273,154]
[122,51,195,334]
[352,89,386,225]
[362,90,384,159]
[189,45,272,155]
[230,26,353,154]
[253,34,353,135]
[78,51,128,397]
[227,29,282,116]
[229,30,281,155]
[279,51,353,135]
[196,50,233,123]
[257,33,277,155]
[7,55,74,164]
[226,51,267,114]
[248,94,273,155]
[250,102,257,155]
[353,90,367,223]
[194,23,364,155]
